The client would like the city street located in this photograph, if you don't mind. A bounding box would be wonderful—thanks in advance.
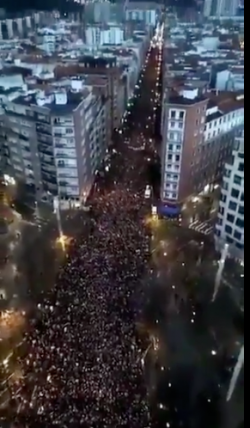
[0,25,244,428]
[0,30,165,426]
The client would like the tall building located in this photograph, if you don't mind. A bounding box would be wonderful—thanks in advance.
[160,90,244,204]
[85,25,125,48]
[215,131,244,260]
[0,11,44,40]
[203,0,239,17]
[1,83,108,204]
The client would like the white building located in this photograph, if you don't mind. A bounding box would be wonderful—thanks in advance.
[215,132,244,260]
[126,8,157,27]
[216,0,239,16]
[216,69,244,92]
[204,0,239,17]
[85,26,124,48]
[43,33,56,54]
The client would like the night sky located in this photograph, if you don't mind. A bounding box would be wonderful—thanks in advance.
[1,0,195,13]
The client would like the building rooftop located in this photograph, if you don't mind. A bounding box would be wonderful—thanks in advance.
[209,91,244,113]
[13,88,90,114]
[169,94,207,106]
[206,111,224,123]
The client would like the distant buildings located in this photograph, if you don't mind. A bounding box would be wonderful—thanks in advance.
[0,8,153,204]
[215,131,244,260]
[0,11,44,40]
[160,20,244,206]
[125,2,159,27]
[203,0,240,18]
[85,25,125,48]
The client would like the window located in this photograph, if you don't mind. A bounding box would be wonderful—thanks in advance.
[234,230,242,241]
[220,194,227,203]
[234,175,242,186]
[227,214,235,223]
[238,162,244,172]
[170,122,175,128]
[176,155,180,162]
[225,225,233,235]
[177,145,181,151]
[222,182,229,191]
[241,193,244,202]
[231,188,240,199]
[236,242,244,250]
[219,206,225,215]
[168,144,173,151]
[179,111,185,119]
[238,205,244,216]
[215,229,221,237]
[229,201,237,211]
[236,218,244,229]
[178,122,183,129]
[171,110,176,119]
[168,154,173,161]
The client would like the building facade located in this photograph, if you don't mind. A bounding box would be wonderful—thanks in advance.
[161,90,244,204]
[215,132,244,260]
[203,0,239,17]
[1,86,108,203]
[0,11,43,40]
[85,26,124,48]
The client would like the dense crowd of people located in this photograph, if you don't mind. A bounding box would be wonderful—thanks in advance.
[9,49,158,427]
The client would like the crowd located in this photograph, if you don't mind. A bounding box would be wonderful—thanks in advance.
[9,50,158,427]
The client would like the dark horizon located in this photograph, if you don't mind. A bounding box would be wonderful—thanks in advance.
[1,0,195,14]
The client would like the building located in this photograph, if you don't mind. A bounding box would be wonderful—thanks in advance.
[125,2,159,27]
[76,56,128,131]
[1,79,108,204]
[0,11,43,40]
[214,67,244,92]
[85,25,124,48]
[203,0,239,17]
[215,131,244,260]
[161,90,244,204]
[84,1,112,24]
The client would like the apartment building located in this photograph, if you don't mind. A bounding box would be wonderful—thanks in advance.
[76,56,127,131]
[215,131,244,260]
[203,0,239,17]
[125,2,160,27]
[85,25,125,48]
[1,83,108,203]
[0,11,44,40]
[161,90,244,204]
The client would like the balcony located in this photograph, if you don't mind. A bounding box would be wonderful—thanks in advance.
[40,155,55,166]
[37,133,53,145]
[36,124,52,136]
[38,144,54,156]
[41,163,56,174]
[41,172,57,185]
[35,112,51,124]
